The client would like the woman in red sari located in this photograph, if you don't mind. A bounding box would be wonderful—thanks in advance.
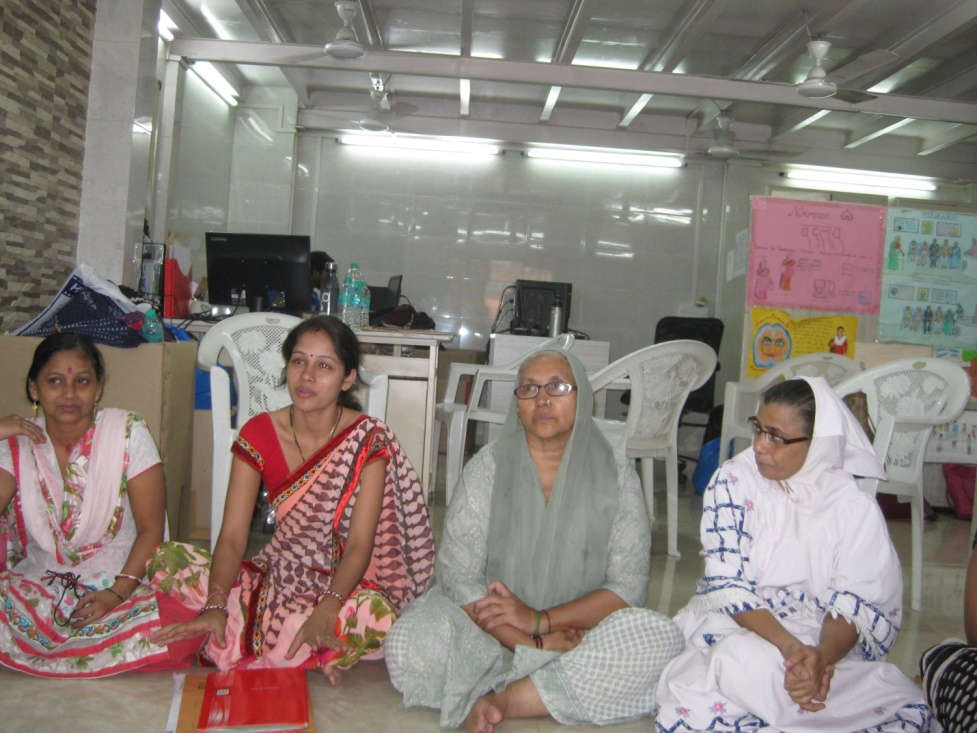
[153,316,435,682]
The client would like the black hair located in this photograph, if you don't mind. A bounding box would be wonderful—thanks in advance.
[761,378,815,437]
[310,251,332,271]
[26,332,105,403]
[280,315,362,410]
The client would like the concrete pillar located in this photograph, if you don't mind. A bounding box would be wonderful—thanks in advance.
[77,0,161,286]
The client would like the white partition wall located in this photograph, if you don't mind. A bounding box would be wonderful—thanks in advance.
[292,134,724,360]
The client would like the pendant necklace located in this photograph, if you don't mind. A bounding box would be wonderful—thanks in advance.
[289,405,343,464]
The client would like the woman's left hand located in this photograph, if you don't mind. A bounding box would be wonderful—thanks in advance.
[70,589,123,628]
[783,645,832,710]
[285,606,346,660]
[471,580,536,634]
[543,628,583,652]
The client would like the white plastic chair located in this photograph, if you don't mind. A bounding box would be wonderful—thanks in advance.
[198,313,389,549]
[591,340,717,558]
[439,333,574,505]
[834,358,969,611]
[720,353,862,461]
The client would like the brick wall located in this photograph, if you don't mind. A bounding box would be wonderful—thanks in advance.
[0,1,96,332]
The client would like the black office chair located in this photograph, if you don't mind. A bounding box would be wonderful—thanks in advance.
[653,316,724,476]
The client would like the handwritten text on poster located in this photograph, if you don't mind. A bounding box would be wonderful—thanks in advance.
[747,197,885,313]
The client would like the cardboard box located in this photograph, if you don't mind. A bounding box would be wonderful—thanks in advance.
[183,409,214,542]
[0,336,197,539]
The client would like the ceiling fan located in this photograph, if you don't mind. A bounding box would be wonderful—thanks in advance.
[697,109,797,161]
[798,38,898,103]
[324,0,364,60]
[310,73,419,132]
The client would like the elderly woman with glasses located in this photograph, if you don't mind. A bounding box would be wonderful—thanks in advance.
[386,349,683,732]
[654,377,931,732]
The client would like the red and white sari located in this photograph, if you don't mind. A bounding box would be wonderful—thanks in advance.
[199,413,435,671]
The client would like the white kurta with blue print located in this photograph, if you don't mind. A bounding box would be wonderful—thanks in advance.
[654,452,932,732]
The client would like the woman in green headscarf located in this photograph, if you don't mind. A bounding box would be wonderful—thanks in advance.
[386,349,683,732]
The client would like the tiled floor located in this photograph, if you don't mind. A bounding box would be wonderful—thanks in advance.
[0,484,971,732]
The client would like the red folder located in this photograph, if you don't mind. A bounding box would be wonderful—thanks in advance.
[197,667,309,732]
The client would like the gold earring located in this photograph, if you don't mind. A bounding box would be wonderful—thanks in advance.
[32,401,39,418]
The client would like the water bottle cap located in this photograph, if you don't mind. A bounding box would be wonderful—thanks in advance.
[350,262,359,268]
[145,309,157,319]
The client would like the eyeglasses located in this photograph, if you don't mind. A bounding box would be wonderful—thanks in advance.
[513,381,577,399]
[747,416,810,446]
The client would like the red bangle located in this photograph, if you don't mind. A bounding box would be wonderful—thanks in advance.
[532,633,543,649]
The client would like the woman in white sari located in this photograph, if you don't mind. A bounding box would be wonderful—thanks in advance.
[0,332,207,677]
[655,377,931,732]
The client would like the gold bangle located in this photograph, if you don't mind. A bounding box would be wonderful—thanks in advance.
[321,589,345,603]
[114,572,144,585]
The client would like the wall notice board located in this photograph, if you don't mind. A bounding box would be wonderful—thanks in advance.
[879,207,977,349]
[747,196,885,314]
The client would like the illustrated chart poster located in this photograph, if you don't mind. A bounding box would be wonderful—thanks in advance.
[878,207,977,348]
[748,307,858,377]
[747,196,885,313]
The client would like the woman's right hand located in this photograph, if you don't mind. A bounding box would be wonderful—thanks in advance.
[150,609,227,648]
[0,414,45,444]
[470,580,536,633]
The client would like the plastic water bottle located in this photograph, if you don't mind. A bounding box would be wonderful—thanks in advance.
[359,281,371,328]
[339,276,355,327]
[319,262,339,316]
[349,279,363,330]
[141,308,164,343]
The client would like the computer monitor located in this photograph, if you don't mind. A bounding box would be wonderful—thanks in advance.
[369,275,403,322]
[514,279,572,334]
[205,232,313,312]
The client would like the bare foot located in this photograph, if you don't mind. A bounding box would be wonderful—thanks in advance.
[466,694,504,733]
[321,665,343,686]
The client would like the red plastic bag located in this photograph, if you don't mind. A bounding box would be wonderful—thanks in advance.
[944,463,977,520]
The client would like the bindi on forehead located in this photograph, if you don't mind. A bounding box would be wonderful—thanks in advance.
[294,349,337,361]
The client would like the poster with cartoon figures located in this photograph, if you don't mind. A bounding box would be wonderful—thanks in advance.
[748,307,858,376]
[878,208,977,348]
[925,411,977,463]
[747,197,885,313]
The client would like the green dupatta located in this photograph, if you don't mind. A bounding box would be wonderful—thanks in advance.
[484,349,620,610]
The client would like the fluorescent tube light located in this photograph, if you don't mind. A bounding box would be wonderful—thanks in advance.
[190,61,239,107]
[201,5,233,40]
[338,134,501,157]
[784,164,937,193]
[526,146,683,169]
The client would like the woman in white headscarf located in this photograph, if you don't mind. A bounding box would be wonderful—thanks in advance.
[386,349,683,732]
[655,377,931,732]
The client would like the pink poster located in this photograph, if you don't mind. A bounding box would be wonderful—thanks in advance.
[747,196,885,313]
